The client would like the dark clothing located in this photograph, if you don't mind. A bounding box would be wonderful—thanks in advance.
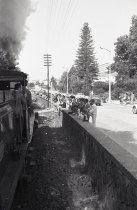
[25,88,32,108]
[24,88,32,137]
[71,101,78,114]
[60,101,66,108]
[14,90,26,117]
[14,90,26,143]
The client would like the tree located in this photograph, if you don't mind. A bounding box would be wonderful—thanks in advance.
[58,71,67,93]
[51,76,57,90]
[75,23,99,92]
[112,35,130,81]
[112,15,137,80]
[112,15,137,94]
[68,65,81,94]
[94,81,109,94]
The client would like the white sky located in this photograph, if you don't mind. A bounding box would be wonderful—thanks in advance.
[19,0,137,81]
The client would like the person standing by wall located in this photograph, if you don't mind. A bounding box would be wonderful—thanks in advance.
[131,92,135,104]
[88,99,97,127]
[82,99,90,121]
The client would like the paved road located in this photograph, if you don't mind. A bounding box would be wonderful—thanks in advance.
[93,103,137,158]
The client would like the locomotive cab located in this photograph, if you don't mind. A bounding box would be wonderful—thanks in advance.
[0,70,31,156]
[0,70,35,210]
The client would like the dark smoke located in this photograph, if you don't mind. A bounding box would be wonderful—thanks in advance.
[0,0,31,68]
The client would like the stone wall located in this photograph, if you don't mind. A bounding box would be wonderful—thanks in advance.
[62,111,137,210]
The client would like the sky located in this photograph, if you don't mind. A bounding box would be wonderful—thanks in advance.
[18,0,137,81]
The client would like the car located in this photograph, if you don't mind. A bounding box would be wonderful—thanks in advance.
[132,103,137,114]
[92,96,102,106]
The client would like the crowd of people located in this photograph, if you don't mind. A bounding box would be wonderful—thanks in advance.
[31,90,97,127]
[119,92,135,104]
[52,94,97,127]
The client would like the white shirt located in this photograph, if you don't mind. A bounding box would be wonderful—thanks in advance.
[88,104,97,116]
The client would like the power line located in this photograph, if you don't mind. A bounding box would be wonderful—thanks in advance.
[61,0,78,35]
[43,54,52,108]
[52,0,63,38]
[48,0,64,45]
[46,0,65,48]
[63,0,79,33]
[56,0,80,46]
[45,0,80,52]
[99,63,109,67]
[62,0,72,29]
[53,0,73,44]
[46,0,54,49]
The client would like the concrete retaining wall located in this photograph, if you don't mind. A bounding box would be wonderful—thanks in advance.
[62,111,137,210]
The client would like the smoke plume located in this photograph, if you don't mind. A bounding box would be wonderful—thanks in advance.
[0,0,31,65]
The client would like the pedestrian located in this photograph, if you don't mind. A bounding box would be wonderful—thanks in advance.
[131,92,135,104]
[71,98,78,114]
[58,98,66,116]
[88,99,97,127]
[82,99,90,121]
[79,99,85,119]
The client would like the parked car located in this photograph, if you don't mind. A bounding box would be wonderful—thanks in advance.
[92,96,102,106]
[101,97,107,103]
[132,103,137,114]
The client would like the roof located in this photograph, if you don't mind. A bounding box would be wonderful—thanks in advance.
[0,70,27,82]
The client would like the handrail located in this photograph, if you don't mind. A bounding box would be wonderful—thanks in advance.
[0,102,8,108]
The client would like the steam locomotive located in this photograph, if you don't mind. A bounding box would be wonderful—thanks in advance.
[0,70,36,210]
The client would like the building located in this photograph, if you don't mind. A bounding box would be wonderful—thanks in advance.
[98,72,117,83]
[98,63,117,83]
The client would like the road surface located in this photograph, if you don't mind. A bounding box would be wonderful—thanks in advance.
[93,103,137,158]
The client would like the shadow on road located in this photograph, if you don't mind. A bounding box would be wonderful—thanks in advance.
[97,127,137,158]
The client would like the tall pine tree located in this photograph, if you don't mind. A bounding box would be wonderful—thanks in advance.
[75,23,99,94]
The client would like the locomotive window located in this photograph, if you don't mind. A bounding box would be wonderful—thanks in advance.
[0,91,3,103]
[0,81,10,90]
[0,82,16,104]
[0,90,14,103]
[10,82,16,89]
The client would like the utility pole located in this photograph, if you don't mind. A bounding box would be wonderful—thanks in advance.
[43,54,52,108]
[67,70,68,95]
[50,79,53,108]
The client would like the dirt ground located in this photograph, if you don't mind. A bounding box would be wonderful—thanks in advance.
[11,108,102,210]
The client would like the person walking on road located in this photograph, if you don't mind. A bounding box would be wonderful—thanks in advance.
[88,99,97,127]
[130,92,135,104]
